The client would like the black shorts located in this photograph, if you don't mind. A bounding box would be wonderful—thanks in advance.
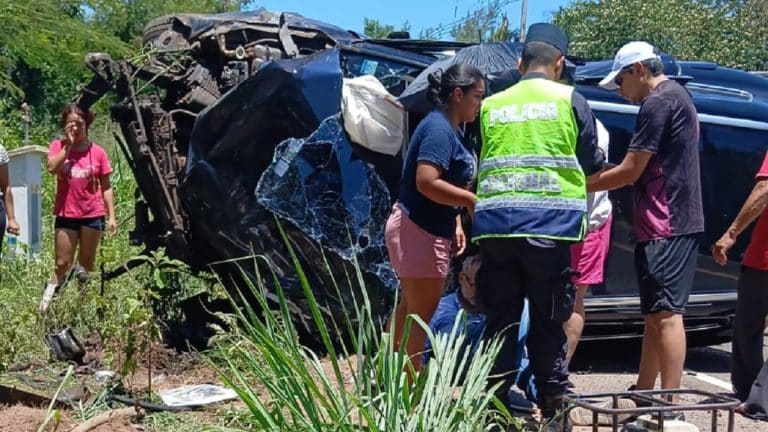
[635,233,699,315]
[55,216,106,232]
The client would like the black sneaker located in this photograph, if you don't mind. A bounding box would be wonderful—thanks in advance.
[634,411,688,430]
[72,265,90,284]
[626,384,654,407]
[650,410,686,422]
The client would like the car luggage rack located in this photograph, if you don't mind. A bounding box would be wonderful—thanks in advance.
[564,388,740,432]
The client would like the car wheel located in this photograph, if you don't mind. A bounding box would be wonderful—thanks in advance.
[142,15,188,50]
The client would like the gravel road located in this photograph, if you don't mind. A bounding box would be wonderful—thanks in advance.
[567,335,767,432]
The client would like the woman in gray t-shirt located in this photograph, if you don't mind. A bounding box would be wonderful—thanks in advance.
[0,142,20,253]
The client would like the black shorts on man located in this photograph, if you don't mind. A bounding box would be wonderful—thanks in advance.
[634,233,699,315]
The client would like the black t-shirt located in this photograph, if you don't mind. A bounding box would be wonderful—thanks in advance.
[628,79,704,242]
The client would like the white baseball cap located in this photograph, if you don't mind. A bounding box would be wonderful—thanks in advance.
[599,41,660,90]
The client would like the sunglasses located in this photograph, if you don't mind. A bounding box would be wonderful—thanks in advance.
[614,64,635,87]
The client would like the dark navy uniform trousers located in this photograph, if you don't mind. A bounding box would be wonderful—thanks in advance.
[476,237,576,409]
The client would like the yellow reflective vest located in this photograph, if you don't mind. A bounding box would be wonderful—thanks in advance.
[472,77,587,242]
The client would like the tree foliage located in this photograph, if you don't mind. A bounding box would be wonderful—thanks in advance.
[85,0,255,46]
[490,13,512,42]
[0,2,127,96]
[0,1,129,149]
[421,0,518,43]
[0,0,256,150]
[363,17,411,39]
[452,0,516,43]
[552,0,768,70]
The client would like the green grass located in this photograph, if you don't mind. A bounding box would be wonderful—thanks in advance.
[201,224,520,431]
[0,117,525,431]
[0,116,145,370]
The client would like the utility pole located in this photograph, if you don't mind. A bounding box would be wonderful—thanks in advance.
[519,0,528,42]
[21,102,30,147]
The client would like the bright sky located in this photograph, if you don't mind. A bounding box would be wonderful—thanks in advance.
[251,0,573,39]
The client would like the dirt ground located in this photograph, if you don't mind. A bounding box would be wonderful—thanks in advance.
[4,337,766,431]
[0,343,229,432]
[0,404,142,432]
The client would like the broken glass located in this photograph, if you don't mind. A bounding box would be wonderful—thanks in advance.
[256,115,397,292]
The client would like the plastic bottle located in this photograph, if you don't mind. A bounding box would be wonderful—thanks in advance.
[6,235,17,259]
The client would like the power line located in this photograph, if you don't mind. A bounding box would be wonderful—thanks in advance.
[422,0,520,40]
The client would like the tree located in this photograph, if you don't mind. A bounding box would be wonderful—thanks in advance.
[363,17,411,39]
[0,2,127,116]
[552,0,768,71]
[741,0,768,27]
[490,13,512,42]
[85,0,255,45]
[421,0,518,43]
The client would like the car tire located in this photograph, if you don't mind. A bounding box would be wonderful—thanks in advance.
[142,15,188,50]
[143,15,173,44]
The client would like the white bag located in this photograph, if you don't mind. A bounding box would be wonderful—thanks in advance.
[341,75,405,156]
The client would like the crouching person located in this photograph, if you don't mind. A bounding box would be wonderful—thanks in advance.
[423,255,486,374]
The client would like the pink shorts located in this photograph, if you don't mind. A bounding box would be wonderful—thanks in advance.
[570,215,613,285]
[385,204,452,279]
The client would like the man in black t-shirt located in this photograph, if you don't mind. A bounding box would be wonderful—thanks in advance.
[589,41,704,403]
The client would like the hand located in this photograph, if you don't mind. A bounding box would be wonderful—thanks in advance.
[64,122,78,147]
[107,217,117,236]
[712,232,735,266]
[6,219,19,236]
[465,193,476,219]
[454,224,467,256]
[65,128,75,147]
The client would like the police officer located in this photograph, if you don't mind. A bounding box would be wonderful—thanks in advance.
[472,23,604,426]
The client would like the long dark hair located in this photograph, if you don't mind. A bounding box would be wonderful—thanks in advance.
[59,104,95,130]
[427,63,484,107]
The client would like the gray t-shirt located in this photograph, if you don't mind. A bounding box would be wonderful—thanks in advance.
[0,144,8,166]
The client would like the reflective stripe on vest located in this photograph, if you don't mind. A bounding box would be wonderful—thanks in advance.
[479,154,581,172]
[479,172,563,194]
[473,78,586,242]
[476,196,587,212]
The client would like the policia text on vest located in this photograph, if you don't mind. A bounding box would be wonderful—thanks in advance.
[473,78,588,243]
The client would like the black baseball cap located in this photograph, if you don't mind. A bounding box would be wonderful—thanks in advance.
[525,23,569,56]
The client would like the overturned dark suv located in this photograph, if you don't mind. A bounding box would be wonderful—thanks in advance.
[77,9,768,345]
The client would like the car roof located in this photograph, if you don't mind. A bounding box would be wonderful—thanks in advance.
[576,56,768,127]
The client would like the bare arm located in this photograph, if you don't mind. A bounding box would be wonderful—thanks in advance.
[0,164,19,235]
[587,151,653,192]
[415,162,476,214]
[712,178,768,265]
[454,214,466,255]
[100,175,117,235]
[47,141,72,174]
[47,123,79,174]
